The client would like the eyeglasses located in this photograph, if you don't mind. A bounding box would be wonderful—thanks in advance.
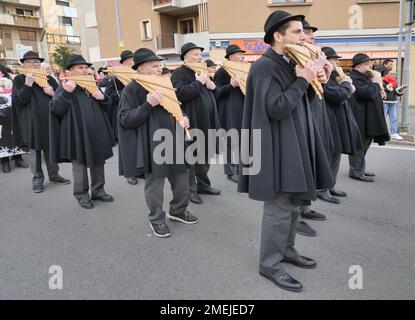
[25,60,41,65]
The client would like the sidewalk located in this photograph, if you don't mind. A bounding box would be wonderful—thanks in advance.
[388,106,415,145]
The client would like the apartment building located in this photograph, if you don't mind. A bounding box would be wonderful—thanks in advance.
[0,0,44,67]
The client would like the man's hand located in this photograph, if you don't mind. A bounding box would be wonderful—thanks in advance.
[63,80,76,93]
[43,85,54,97]
[196,73,208,85]
[92,91,105,101]
[296,62,317,84]
[205,79,216,91]
[231,77,240,88]
[324,63,334,79]
[316,69,327,83]
[25,73,36,87]
[181,116,190,129]
[381,91,387,100]
[147,91,162,107]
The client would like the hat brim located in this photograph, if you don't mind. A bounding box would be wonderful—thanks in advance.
[120,54,134,64]
[180,46,205,61]
[264,14,305,45]
[304,26,318,32]
[225,49,246,60]
[132,55,165,70]
[20,57,45,64]
[352,58,372,68]
[66,62,93,71]
[327,54,342,59]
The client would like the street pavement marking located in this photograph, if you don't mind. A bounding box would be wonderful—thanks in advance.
[371,144,415,151]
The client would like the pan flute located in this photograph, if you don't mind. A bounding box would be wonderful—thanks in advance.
[16,67,49,88]
[132,74,191,140]
[62,74,99,94]
[106,66,136,86]
[366,69,385,91]
[184,62,214,77]
[222,61,251,95]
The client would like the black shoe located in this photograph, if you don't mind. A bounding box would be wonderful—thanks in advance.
[78,198,94,209]
[167,211,199,224]
[296,221,316,237]
[32,185,44,193]
[14,159,29,168]
[227,174,239,183]
[2,161,11,173]
[149,222,170,238]
[350,175,375,182]
[365,171,376,177]
[91,194,114,202]
[198,187,221,195]
[50,175,71,185]
[189,193,203,204]
[317,192,340,204]
[301,210,326,221]
[283,255,317,269]
[260,271,303,293]
[127,178,138,185]
[330,189,347,197]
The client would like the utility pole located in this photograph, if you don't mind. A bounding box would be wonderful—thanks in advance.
[397,0,404,86]
[401,0,414,130]
[114,0,125,53]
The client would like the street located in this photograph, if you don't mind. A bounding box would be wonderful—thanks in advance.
[0,144,414,300]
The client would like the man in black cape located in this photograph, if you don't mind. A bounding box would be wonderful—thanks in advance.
[171,42,221,205]
[320,47,364,198]
[50,55,115,209]
[105,50,139,186]
[238,11,333,292]
[118,48,198,238]
[214,44,246,183]
[12,51,69,193]
[348,53,390,182]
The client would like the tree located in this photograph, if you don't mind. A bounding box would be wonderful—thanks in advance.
[51,46,75,71]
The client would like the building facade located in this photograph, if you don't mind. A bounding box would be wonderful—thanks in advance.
[0,0,44,67]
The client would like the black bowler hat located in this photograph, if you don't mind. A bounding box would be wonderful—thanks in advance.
[321,47,342,59]
[302,19,318,32]
[205,59,217,68]
[120,50,134,64]
[352,53,372,68]
[20,51,44,63]
[225,45,246,59]
[132,48,164,70]
[65,55,92,70]
[180,42,204,61]
[263,10,305,45]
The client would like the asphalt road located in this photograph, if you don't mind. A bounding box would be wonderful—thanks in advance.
[0,144,414,300]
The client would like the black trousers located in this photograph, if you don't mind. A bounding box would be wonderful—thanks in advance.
[188,164,211,194]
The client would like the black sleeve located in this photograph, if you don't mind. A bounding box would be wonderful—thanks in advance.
[324,80,353,105]
[12,75,33,108]
[119,85,154,129]
[50,86,72,116]
[172,69,204,103]
[214,68,233,100]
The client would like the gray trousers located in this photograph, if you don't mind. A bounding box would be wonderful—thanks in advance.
[188,164,211,194]
[260,193,300,278]
[30,149,59,187]
[145,172,189,224]
[224,140,239,177]
[72,161,105,201]
[349,137,373,178]
[319,152,342,196]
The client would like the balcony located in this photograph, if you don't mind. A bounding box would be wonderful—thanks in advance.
[156,31,209,55]
[0,0,41,8]
[152,0,202,14]
[0,12,43,29]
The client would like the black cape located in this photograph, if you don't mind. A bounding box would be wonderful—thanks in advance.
[349,69,390,145]
[49,86,115,167]
[104,77,125,141]
[12,74,58,151]
[118,81,187,179]
[171,65,221,162]
[237,48,333,204]
[213,67,245,131]
[324,76,363,156]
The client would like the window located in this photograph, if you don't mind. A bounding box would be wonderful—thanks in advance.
[141,20,152,40]
[56,0,70,6]
[16,8,33,16]
[58,16,72,26]
[178,18,194,34]
[19,30,36,41]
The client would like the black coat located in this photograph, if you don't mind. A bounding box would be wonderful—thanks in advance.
[238,49,333,205]
[12,74,58,151]
[0,96,13,150]
[324,77,363,156]
[171,65,221,162]
[118,81,187,179]
[213,67,244,131]
[105,77,125,141]
[349,69,390,145]
[49,86,115,167]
